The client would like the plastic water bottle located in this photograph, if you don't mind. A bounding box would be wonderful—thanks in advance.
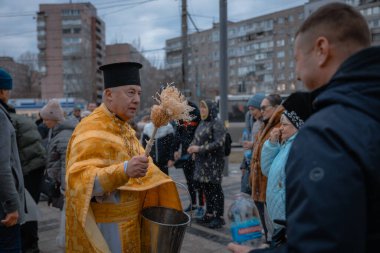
[228,193,264,247]
[242,129,252,161]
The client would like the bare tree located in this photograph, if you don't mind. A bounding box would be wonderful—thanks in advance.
[16,52,42,98]
[62,40,94,102]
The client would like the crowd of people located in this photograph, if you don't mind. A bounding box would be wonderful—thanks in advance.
[0,2,379,253]
[229,2,379,253]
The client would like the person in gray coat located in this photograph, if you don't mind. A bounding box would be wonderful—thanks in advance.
[40,98,76,249]
[0,67,26,252]
[7,106,46,253]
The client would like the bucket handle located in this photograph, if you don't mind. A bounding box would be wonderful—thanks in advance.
[174,181,192,226]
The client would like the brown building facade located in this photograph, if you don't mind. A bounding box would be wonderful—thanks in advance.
[0,57,41,98]
[37,2,105,103]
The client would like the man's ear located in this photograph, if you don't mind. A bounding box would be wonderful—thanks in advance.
[315,36,330,67]
[104,88,112,102]
[0,89,6,99]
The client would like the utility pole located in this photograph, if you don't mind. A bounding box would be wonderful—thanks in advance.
[219,0,229,176]
[181,0,188,96]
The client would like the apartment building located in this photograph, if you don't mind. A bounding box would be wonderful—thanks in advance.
[37,2,105,103]
[165,0,380,98]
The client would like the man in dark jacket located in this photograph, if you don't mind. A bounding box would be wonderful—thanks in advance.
[0,67,26,252]
[9,108,46,253]
[229,3,380,253]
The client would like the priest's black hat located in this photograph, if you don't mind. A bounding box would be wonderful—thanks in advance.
[282,92,313,129]
[99,62,143,89]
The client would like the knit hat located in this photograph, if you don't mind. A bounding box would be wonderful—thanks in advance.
[99,62,142,89]
[0,67,12,90]
[40,99,65,122]
[282,92,313,129]
[247,93,265,109]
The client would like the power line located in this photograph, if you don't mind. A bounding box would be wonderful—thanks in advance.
[187,11,199,32]
[0,0,156,18]
[101,0,155,16]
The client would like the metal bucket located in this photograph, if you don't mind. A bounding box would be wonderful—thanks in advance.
[141,206,191,253]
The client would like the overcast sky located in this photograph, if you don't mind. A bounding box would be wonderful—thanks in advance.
[0,0,307,64]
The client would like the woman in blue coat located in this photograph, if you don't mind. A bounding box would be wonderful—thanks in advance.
[260,92,312,239]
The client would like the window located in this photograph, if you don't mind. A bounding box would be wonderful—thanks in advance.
[264,74,273,82]
[37,21,45,27]
[373,6,380,15]
[277,51,285,58]
[62,19,81,26]
[37,30,45,36]
[62,37,82,45]
[62,46,81,55]
[276,39,285,47]
[277,61,285,69]
[61,9,81,16]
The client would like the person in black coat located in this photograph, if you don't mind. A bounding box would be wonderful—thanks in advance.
[172,101,204,214]
[188,99,226,229]
[142,121,175,175]
[228,3,380,253]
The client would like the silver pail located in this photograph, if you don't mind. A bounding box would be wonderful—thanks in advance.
[141,206,191,253]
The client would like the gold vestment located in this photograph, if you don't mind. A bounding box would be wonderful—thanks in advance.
[65,104,182,252]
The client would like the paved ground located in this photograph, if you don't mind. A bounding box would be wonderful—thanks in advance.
[37,161,243,253]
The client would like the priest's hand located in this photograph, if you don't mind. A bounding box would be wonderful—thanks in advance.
[126,155,149,178]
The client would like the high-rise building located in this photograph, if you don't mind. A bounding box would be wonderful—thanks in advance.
[37,2,105,103]
[165,0,380,98]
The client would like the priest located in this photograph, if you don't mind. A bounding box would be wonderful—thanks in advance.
[65,62,182,252]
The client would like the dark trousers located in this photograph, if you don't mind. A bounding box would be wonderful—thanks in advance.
[0,224,21,253]
[202,182,224,217]
[156,163,169,175]
[183,161,204,206]
[24,168,44,204]
[20,222,38,253]
[22,168,43,252]
[255,201,269,242]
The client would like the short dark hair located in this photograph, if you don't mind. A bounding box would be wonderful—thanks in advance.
[296,2,371,48]
[266,94,282,107]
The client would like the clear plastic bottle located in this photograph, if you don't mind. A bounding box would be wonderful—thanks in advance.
[228,193,264,247]
[242,129,252,162]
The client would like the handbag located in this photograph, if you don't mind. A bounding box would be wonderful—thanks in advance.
[40,170,61,206]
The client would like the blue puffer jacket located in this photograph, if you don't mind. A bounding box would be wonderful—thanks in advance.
[255,46,380,253]
[261,134,297,229]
